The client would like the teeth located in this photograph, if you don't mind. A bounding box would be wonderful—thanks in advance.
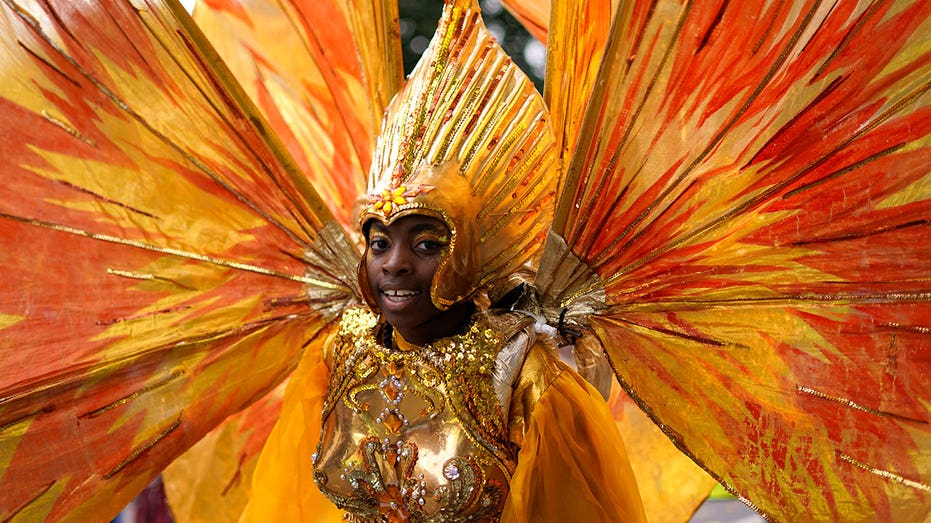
[383,290,419,298]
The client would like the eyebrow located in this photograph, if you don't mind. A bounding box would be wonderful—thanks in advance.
[369,222,447,236]
[367,222,388,237]
[409,223,447,235]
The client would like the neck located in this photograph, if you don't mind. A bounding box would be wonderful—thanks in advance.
[392,302,474,347]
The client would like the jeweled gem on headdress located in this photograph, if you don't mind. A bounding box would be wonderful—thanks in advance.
[367,181,434,217]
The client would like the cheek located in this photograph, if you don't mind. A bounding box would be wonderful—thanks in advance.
[364,251,379,292]
[416,257,442,287]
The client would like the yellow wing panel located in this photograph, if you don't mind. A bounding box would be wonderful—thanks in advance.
[192,0,403,228]
[544,1,931,520]
[0,1,357,519]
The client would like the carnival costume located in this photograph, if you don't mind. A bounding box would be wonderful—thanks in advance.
[1,0,929,522]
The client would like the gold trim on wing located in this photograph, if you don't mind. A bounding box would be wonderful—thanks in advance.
[796,385,928,424]
[838,452,931,493]
[103,417,183,479]
[1,212,340,289]
[80,370,186,419]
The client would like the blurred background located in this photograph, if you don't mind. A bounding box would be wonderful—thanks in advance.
[398,0,545,88]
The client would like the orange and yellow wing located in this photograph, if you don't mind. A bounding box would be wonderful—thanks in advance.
[500,0,549,44]
[540,1,931,520]
[538,2,715,520]
[191,0,403,228]
[162,382,285,522]
[607,385,716,523]
[0,0,358,520]
[542,0,610,196]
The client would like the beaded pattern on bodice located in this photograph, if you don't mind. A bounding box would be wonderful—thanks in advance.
[313,308,523,522]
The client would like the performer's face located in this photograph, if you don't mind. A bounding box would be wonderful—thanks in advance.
[364,215,470,345]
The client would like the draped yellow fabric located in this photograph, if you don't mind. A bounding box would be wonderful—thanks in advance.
[502,367,647,523]
[243,333,646,522]
[241,343,343,523]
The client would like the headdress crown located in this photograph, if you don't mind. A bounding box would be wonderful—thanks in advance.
[360,0,558,309]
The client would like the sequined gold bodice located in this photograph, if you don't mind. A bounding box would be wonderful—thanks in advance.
[314,308,531,522]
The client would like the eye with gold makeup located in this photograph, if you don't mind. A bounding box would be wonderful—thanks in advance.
[412,228,449,256]
[367,229,390,254]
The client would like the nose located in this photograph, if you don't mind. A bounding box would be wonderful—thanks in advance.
[382,244,413,275]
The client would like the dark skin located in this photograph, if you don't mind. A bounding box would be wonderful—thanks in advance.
[364,215,473,346]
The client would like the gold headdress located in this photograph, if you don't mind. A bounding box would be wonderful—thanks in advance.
[359,0,557,310]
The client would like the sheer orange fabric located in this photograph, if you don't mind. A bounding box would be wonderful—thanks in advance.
[241,341,343,522]
[503,368,647,523]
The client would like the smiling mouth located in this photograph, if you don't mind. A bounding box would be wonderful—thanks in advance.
[381,289,422,303]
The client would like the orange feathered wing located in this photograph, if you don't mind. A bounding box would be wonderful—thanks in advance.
[539,1,931,521]
[162,382,286,522]
[0,0,359,520]
[500,0,549,44]
[191,0,403,228]
[531,1,717,520]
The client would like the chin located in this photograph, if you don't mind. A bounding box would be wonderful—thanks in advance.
[382,310,430,331]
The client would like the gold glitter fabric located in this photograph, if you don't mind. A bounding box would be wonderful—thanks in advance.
[239,304,646,522]
[358,0,558,310]
[313,307,529,521]
[310,307,646,522]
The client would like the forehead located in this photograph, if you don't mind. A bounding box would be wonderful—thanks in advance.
[366,215,448,236]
